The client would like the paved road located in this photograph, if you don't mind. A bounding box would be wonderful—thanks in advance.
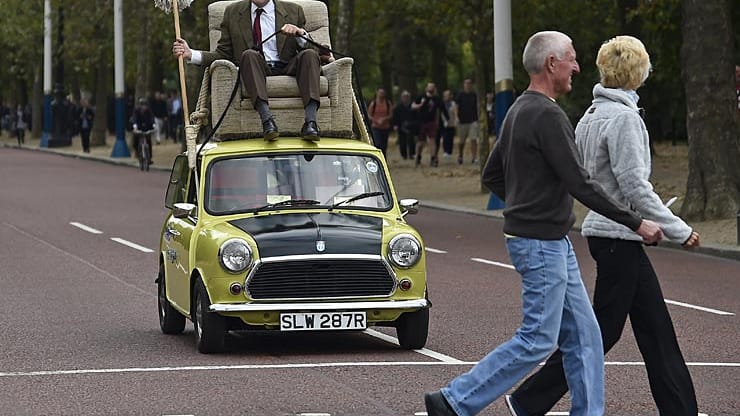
[1,148,738,415]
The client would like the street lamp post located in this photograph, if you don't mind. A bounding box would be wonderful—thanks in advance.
[41,0,52,148]
[487,0,513,210]
[111,0,130,157]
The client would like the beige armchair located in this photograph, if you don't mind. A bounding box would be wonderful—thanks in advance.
[203,0,355,140]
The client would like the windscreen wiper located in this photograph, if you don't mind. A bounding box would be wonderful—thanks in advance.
[252,199,320,214]
[329,192,384,211]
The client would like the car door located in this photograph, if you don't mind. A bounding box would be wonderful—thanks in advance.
[163,156,197,313]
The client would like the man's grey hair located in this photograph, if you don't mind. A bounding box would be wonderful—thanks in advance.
[522,31,573,75]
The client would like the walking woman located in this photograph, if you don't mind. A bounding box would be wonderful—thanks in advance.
[368,88,393,156]
[507,35,701,416]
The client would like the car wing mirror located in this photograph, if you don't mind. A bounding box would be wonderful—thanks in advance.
[399,198,419,217]
[173,202,197,219]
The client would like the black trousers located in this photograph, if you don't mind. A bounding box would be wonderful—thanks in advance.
[398,129,415,159]
[80,128,91,152]
[512,237,697,416]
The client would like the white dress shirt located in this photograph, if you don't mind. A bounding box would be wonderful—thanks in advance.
[189,0,306,65]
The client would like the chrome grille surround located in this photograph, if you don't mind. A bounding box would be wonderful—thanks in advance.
[244,254,398,301]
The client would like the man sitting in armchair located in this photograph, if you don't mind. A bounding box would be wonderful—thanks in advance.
[173,0,322,141]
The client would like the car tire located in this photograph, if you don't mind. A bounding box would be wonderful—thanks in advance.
[396,307,429,349]
[157,265,186,335]
[193,278,226,354]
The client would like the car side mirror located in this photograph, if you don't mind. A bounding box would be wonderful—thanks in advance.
[399,198,419,217]
[173,202,197,219]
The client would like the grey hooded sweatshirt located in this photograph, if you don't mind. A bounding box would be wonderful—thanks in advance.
[576,84,692,244]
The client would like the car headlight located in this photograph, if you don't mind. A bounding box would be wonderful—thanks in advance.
[219,238,253,274]
[388,234,421,269]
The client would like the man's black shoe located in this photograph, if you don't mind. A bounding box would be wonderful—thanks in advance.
[424,391,457,416]
[262,117,279,141]
[301,120,320,141]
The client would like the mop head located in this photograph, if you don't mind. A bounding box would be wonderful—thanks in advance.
[154,0,194,13]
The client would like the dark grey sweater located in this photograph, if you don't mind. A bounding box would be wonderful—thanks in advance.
[482,90,642,240]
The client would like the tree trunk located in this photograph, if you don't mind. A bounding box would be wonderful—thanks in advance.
[134,0,150,101]
[31,64,43,138]
[430,38,447,92]
[91,49,109,147]
[391,13,415,95]
[680,0,740,220]
[334,0,354,54]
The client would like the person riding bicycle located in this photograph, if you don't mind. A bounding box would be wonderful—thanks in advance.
[131,97,155,164]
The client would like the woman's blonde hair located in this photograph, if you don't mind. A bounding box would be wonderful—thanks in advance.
[596,35,651,90]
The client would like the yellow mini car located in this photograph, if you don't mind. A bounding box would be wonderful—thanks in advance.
[157,137,429,353]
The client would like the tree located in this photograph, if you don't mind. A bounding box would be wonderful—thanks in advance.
[334,0,354,54]
[680,0,740,220]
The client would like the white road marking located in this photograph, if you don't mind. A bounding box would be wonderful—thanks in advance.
[546,413,708,416]
[425,247,447,254]
[69,222,103,234]
[0,361,477,378]
[3,222,151,297]
[364,329,465,364]
[1,361,737,378]
[472,257,734,316]
[607,361,740,367]
[664,299,734,316]
[471,257,515,270]
[110,237,154,253]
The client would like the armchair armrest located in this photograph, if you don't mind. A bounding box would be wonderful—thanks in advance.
[322,57,354,132]
[208,59,239,126]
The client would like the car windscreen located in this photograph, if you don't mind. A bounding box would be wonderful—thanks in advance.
[205,153,393,215]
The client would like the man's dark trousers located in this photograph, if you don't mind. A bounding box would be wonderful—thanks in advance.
[239,49,321,109]
[512,237,698,416]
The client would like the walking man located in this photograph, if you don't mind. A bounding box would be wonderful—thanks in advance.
[423,31,663,416]
[455,79,478,165]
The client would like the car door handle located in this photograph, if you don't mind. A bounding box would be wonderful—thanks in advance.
[166,226,181,237]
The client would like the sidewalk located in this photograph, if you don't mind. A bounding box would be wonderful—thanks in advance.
[2,131,738,262]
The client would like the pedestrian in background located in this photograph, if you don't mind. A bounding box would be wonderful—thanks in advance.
[485,92,495,137]
[13,104,27,146]
[152,91,168,144]
[412,82,442,167]
[507,35,700,416]
[393,90,416,160]
[440,89,457,160]
[455,79,479,165]
[423,30,663,416]
[77,98,94,153]
[368,87,393,156]
[168,91,183,143]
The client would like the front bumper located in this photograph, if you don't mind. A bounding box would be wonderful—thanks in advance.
[209,299,428,313]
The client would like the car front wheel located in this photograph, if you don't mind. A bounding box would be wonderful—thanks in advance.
[157,265,186,335]
[396,308,429,349]
[193,278,226,354]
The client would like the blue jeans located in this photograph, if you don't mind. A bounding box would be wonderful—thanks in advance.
[441,237,604,416]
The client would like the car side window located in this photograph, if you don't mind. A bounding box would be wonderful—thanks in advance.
[164,155,191,209]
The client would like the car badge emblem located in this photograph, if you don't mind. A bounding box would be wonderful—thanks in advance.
[316,240,326,252]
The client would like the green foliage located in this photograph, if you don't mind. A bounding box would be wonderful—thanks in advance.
[1,0,736,139]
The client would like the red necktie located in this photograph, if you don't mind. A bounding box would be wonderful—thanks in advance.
[252,8,264,53]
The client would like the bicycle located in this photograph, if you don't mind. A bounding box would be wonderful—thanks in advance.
[133,128,155,171]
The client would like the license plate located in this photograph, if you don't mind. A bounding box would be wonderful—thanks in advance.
[280,312,367,331]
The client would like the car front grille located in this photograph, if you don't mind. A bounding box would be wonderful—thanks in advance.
[246,257,396,300]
